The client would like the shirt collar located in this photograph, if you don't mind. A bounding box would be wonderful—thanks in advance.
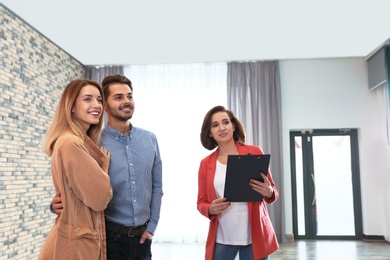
[103,123,133,140]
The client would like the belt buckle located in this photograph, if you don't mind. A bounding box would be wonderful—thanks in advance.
[127,227,138,237]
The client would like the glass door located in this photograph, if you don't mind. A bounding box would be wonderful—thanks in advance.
[290,129,362,239]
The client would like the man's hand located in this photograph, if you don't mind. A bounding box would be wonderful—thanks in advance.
[140,230,154,244]
[52,190,63,215]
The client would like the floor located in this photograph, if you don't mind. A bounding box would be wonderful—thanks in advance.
[152,240,390,260]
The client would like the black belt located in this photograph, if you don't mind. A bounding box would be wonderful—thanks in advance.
[106,220,147,237]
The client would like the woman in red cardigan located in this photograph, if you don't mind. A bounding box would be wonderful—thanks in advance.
[197,105,279,260]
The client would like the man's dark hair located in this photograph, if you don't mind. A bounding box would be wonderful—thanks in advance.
[102,74,133,101]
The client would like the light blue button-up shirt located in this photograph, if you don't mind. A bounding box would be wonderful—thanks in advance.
[100,123,163,234]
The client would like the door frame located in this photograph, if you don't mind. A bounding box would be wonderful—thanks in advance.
[290,129,363,240]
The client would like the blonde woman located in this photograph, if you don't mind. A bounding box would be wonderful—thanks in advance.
[39,79,112,260]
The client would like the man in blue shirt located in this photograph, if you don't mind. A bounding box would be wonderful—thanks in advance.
[52,74,163,260]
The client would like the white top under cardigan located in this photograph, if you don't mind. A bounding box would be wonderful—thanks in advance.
[214,160,251,245]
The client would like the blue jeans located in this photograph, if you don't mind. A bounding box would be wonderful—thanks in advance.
[213,243,270,260]
[106,229,152,260]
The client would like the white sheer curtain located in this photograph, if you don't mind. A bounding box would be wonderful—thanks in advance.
[123,63,227,243]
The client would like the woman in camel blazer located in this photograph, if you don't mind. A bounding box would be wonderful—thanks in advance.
[197,105,279,260]
[39,79,112,260]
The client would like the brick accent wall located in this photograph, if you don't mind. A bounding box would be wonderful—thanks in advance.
[0,5,86,259]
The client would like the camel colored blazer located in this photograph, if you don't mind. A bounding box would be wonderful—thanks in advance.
[39,131,112,260]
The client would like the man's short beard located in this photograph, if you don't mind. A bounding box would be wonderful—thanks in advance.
[114,114,132,121]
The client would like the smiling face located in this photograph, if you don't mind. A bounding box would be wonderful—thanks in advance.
[104,83,135,123]
[209,111,235,145]
[71,84,103,133]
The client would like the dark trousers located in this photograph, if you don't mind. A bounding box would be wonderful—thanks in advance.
[106,229,152,260]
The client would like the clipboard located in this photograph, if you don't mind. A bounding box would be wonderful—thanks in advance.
[223,154,271,202]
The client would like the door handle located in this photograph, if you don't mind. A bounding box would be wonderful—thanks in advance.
[311,173,316,206]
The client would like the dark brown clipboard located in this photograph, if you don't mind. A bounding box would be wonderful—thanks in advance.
[223,154,271,202]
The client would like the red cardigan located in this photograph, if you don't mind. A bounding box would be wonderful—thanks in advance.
[197,143,279,260]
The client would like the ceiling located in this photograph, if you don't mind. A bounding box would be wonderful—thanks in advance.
[2,0,390,66]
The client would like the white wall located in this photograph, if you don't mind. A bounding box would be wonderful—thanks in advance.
[279,57,390,241]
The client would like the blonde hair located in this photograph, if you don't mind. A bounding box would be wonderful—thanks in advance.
[43,79,104,156]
